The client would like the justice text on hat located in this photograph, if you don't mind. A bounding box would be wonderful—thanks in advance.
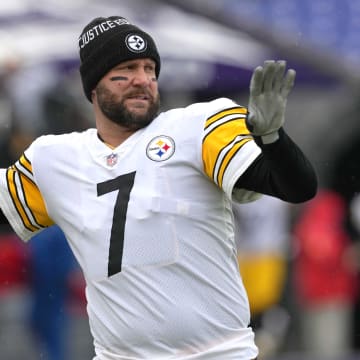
[79,18,130,49]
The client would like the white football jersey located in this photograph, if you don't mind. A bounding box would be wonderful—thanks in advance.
[0,98,260,359]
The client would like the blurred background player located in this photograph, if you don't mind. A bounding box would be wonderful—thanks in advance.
[233,195,291,359]
[292,190,359,358]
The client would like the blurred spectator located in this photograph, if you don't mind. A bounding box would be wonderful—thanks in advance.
[292,189,358,358]
[28,225,81,360]
[0,53,92,359]
[233,195,292,359]
[0,231,29,292]
[42,68,93,135]
[0,44,34,360]
[0,224,90,360]
[0,229,34,360]
[329,129,360,350]
[5,62,60,136]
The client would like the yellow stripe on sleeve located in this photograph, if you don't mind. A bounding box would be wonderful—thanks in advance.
[204,107,248,130]
[19,172,54,228]
[18,154,32,173]
[216,138,252,187]
[202,116,253,186]
[6,167,38,231]
[6,166,53,232]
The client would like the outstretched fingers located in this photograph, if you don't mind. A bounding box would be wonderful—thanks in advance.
[250,66,264,97]
[281,68,296,98]
[273,60,286,92]
[250,59,296,103]
[262,60,276,92]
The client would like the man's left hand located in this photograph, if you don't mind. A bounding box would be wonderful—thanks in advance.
[247,60,296,144]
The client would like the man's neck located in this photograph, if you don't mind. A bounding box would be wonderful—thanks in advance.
[96,128,136,148]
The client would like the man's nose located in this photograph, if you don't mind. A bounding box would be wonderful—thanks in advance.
[132,69,151,86]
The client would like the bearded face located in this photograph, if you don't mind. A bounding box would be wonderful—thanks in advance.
[95,83,161,131]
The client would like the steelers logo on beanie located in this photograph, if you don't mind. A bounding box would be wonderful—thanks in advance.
[78,16,161,102]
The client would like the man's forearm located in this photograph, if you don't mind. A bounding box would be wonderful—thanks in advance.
[235,128,317,203]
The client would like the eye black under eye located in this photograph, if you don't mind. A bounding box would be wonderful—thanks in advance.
[110,76,128,81]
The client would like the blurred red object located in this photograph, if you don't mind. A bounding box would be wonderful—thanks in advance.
[293,189,359,305]
[0,232,29,293]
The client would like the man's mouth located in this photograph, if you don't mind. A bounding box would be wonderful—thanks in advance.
[127,93,150,101]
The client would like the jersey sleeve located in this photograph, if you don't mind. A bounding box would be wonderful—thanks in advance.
[0,143,54,242]
[201,98,262,202]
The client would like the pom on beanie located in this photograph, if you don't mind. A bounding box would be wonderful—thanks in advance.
[79,16,161,102]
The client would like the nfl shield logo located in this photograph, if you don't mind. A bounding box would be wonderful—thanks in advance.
[106,153,118,167]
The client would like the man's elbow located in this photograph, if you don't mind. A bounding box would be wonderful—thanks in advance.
[287,178,318,204]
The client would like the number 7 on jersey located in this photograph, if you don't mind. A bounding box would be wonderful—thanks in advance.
[97,171,136,277]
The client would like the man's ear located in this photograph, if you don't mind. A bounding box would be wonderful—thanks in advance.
[91,89,96,102]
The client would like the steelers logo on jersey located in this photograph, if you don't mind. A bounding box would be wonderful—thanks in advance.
[146,136,175,161]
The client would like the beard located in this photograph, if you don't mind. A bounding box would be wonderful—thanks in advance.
[95,84,161,131]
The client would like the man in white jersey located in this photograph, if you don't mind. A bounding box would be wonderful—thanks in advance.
[0,16,317,360]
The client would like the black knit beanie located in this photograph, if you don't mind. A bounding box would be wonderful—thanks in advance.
[79,16,161,102]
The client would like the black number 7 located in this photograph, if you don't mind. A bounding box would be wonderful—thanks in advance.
[97,171,136,277]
